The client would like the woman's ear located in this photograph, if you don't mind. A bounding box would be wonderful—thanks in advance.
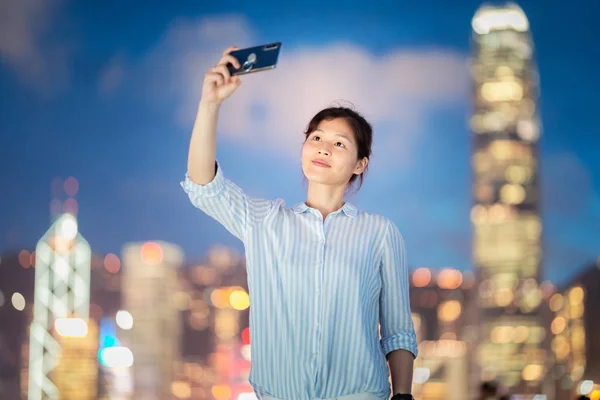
[355,157,368,174]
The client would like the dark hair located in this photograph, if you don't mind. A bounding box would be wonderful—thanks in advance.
[303,106,373,194]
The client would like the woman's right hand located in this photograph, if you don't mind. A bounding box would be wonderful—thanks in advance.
[201,46,242,106]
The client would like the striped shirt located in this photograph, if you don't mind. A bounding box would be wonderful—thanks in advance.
[181,162,418,400]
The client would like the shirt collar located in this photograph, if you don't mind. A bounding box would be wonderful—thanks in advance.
[292,202,358,219]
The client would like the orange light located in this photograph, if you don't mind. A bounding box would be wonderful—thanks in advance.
[412,268,431,287]
[437,269,463,290]
[141,242,163,265]
[211,385,231,400]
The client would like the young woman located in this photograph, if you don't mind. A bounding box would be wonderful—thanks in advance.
[181,46,418,400]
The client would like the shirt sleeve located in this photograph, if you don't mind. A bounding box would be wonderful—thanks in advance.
[180,161,278,242]
[379,219,418,358]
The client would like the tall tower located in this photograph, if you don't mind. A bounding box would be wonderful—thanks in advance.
[122,241,183,399]
[28,213,92,399]
[470,2,546,394]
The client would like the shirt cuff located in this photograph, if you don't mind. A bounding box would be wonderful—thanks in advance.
[180,161,225,198]
[381,332,419,359]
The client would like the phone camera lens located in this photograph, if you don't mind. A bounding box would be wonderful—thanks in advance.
[242,60,253,71]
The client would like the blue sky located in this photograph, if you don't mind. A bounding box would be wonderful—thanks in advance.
[1,0,598,286]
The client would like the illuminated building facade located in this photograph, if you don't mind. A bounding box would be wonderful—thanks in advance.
[409,268,476,342]
[412,340,469,400]
[549,264,600,399]
[122,241,183,399]
[28,213,92,400]
[470,3,547,393]
[178,245,253,399]
[53,318,99,399]
[409,268,474,399]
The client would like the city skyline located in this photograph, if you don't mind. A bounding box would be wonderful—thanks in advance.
[1,1,599,287]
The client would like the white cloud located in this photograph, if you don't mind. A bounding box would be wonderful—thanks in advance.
[141,15,469,167]
[0,0,68,91]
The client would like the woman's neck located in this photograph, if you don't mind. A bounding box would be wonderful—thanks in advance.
[305,182,346,220]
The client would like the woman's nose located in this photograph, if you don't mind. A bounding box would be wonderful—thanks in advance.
[318,146,331,156]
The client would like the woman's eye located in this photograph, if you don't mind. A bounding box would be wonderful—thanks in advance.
[312,135,321,141]
[335,142,345,147]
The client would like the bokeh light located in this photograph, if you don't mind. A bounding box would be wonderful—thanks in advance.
[210,289,229,309]
[63,197,79,215]
[568,286,584,304]
[54,318,88,337]
[551,317,566,335]
[11,292,25,311]
[540,280,555,298]
[241,344,251,361]
[229,290,250,310]
[116,310,133,330]
[514,325,529,343]
[522,364,543,381]
[579,380,594,396]
[18,249,31,268]
[437,300,462,323]
[412,268,431,287]
[172,381,192,399]
[104,253,121,273]
[437,269,463,290]
[211,384,231,400]
[100,346,134,368]
[413,367,431,384]
[549,293,564,312]
[64,176,79,196]
[141,242,163,265]
[58,214,78,240]
[242,327,250,345]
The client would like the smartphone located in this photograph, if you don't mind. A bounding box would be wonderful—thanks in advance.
[227,42,282,76]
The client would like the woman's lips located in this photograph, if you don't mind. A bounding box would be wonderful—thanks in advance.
[312,160,331,168]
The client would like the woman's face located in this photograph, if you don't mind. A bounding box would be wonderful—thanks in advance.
[301,118,366,188]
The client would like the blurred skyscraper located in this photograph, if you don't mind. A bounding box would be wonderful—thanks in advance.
[408,267,475,399]
[122,241,183,400]
[27,213,93,400]
[469,2,546,394]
